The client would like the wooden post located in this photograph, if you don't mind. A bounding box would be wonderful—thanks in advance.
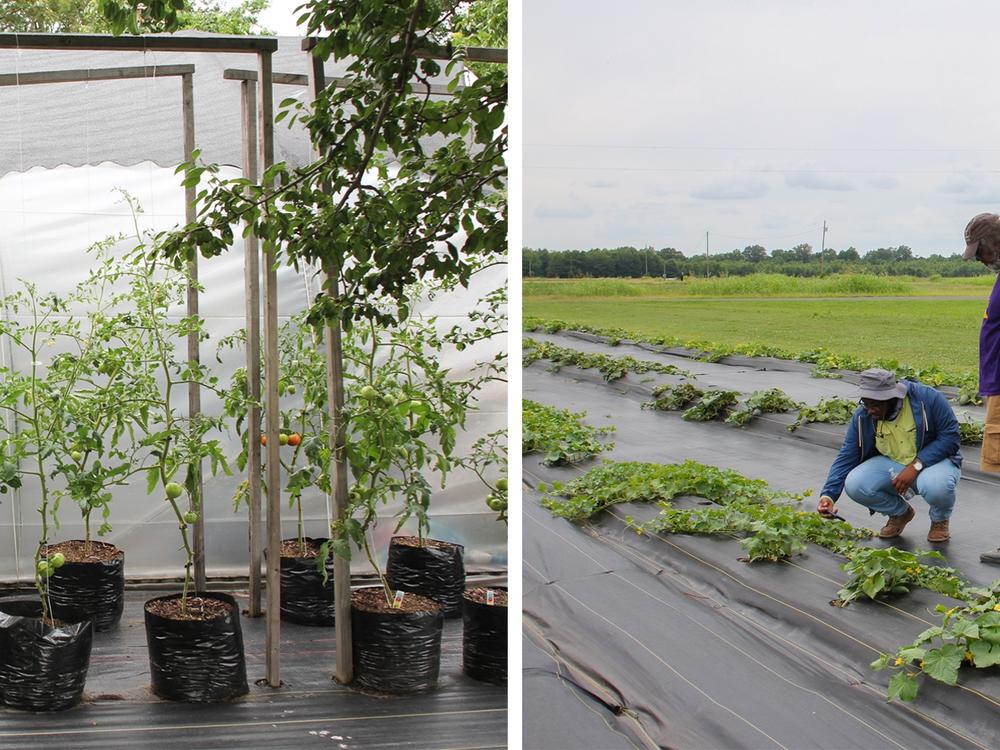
[307,49,354,685]
[258,50,282,688]
[181,71,206,592]
[241,79,263,618]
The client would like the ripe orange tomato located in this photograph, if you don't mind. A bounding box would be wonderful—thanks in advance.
[287,433,302,447]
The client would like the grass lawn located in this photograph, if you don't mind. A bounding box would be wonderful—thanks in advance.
[523,274,996,299]
[523,295,987,373]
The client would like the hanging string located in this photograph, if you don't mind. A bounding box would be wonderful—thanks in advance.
[7,31,24,583]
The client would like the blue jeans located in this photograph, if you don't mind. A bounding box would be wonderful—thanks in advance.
[843,455,960,522]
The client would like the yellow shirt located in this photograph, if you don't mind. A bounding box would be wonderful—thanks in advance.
[874,397,917,465]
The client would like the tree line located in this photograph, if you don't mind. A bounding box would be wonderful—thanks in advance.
[522,243,991,279]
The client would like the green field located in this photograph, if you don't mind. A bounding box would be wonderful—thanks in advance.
[523,276,993,373]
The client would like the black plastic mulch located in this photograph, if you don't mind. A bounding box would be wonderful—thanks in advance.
[523,331,1000,750]
[0,588,507,750]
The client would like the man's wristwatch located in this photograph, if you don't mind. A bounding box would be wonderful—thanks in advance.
[912,459,923,472]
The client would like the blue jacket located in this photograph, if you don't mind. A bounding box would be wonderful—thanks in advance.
[820,380,962,501]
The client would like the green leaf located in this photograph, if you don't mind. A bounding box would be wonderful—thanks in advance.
[921,644,964,685]
[970,640,1000,668]
[887,671,919,702]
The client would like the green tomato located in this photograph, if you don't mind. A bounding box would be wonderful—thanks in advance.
[165,482,183,499]
[286,384,297,395]
[70,451,83,462]
[50,552,66,568]
[183,511,198,524]
[36,560,49,574]
[455,341,466,351]
[486,496,507,512]
[496,478,508,491]
[279,433,289,446]
[359,385,379,401]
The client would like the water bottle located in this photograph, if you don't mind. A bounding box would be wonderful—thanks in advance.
[889,469,916,501]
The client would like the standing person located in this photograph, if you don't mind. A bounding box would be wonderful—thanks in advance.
[816,368,962,542]
[962,213,1000,562]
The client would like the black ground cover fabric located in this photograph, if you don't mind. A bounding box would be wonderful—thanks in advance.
[0,588,506,748]
[524,334,1000,749]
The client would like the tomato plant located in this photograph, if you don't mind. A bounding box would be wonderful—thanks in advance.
[0,238,177,620]
[222,315,332,557]
[325,287,504,603]
[465,428,508,525]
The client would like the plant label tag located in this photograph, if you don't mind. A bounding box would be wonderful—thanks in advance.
[392,590,405,609]
[486,589,496,606]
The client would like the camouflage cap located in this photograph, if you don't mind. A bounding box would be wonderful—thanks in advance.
[964,212,1000,260]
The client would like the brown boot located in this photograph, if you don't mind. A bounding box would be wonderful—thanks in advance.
[927,520,951,543]
[878,504,915,539]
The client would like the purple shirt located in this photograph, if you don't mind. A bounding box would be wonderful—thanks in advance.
[980,274,1000,395]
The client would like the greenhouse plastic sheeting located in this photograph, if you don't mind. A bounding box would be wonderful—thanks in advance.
[0,175,505,583]
[0,34,453,176]
[0,588,507,749]
[523,332,1000,749]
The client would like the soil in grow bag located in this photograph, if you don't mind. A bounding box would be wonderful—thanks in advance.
[144,591,248,703]
[0,599,93,712]
[386,536,466,618]
[45,540,125,632]
[278,537,335,625]
[350,586,444,694]
[463,587,507,685]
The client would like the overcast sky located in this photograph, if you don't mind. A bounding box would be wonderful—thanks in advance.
[258,0,307,35]
[523,1,1000,258]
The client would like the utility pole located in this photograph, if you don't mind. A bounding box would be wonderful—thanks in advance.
[820,220,828,275]
[644,246,649,276]
[705,231,710,278]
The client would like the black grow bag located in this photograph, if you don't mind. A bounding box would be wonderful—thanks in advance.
[462,588,507,685]
[278,537,336,625]
[144,591,248,703]
[47,541,125,632]
[0,599,93,712]
[386,536,465,618]
[351,587,444,693]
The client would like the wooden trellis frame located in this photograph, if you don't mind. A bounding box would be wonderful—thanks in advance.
[301,38,508,684]
[228,39,506,684]
[0,33,286,689]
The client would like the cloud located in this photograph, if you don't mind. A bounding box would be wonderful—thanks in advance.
[866,176,898,190]
[585,178,617,189]
[533,198,594,219]
[785,172,855,191]
[690,178,769,200]
[937,174,1000,204]
[938,175,976,194]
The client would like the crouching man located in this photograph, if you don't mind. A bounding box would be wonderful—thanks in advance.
[816,368,962,542]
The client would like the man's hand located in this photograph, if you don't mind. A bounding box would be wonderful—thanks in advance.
[817,495,836,516]
[892,464,919,495]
